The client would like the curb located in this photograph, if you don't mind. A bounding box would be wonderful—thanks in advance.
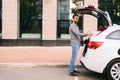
[0,63,81,68]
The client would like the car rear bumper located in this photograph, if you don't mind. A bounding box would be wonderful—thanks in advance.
[80,55,103,74]
[80,59,90,71]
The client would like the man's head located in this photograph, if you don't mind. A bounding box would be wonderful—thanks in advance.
[72,14,79,23]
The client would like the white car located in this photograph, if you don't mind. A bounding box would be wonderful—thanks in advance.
[76,6,120,80]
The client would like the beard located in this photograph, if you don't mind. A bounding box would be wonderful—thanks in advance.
[74,21,79,23]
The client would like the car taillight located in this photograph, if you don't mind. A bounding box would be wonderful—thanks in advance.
[88,41,103,50]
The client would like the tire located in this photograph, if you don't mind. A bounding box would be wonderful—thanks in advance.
[106,59,120,80]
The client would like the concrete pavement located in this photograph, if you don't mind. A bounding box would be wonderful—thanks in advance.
[0,46,108,80]
[0,66,107,80]
[0,46,83,80]
[0,68,73,80]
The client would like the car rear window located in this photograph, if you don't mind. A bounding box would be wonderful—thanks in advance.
[106,30,120,40]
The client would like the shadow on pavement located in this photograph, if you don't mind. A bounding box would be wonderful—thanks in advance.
[76,66,108,80]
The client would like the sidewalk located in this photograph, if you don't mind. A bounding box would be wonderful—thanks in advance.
[0,46,83,67]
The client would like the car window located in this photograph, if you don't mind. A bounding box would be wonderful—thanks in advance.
[106,30,120,40]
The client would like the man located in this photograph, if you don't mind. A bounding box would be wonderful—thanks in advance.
[69,14,92,76]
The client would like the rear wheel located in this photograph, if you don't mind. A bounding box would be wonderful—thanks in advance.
[106,59,120,80]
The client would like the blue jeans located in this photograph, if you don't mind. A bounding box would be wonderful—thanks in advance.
[70,43,80,72]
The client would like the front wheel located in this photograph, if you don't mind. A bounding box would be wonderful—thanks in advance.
[106,59,120,80]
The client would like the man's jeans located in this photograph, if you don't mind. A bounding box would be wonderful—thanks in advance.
[70,43,80,72]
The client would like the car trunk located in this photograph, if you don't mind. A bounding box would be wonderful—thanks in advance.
[76,6,112,31]
[76,5,113,56]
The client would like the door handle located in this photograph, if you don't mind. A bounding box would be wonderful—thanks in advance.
[118,48,120,55]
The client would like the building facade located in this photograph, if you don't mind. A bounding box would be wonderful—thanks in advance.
[1,0,98,46]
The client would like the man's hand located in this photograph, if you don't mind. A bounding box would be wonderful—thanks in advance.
[88,31,93,37]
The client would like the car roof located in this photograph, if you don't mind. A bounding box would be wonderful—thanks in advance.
[110,25,120,29]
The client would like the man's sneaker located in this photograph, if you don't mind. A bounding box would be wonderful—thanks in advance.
[74,70,80,74]
[69,72,77,76]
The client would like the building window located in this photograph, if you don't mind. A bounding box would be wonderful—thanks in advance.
[0,0,2,39]
[98,0,120,25]
[20,0,42,39]
[57,0,70,39]
[57,0,83,40]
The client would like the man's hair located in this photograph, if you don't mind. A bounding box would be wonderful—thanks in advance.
[72,14,79,19]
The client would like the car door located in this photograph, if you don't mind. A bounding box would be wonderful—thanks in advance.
[106,30,120,56]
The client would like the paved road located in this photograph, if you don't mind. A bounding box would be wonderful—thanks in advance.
[0,66,107,80]
[77,66,107,80]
